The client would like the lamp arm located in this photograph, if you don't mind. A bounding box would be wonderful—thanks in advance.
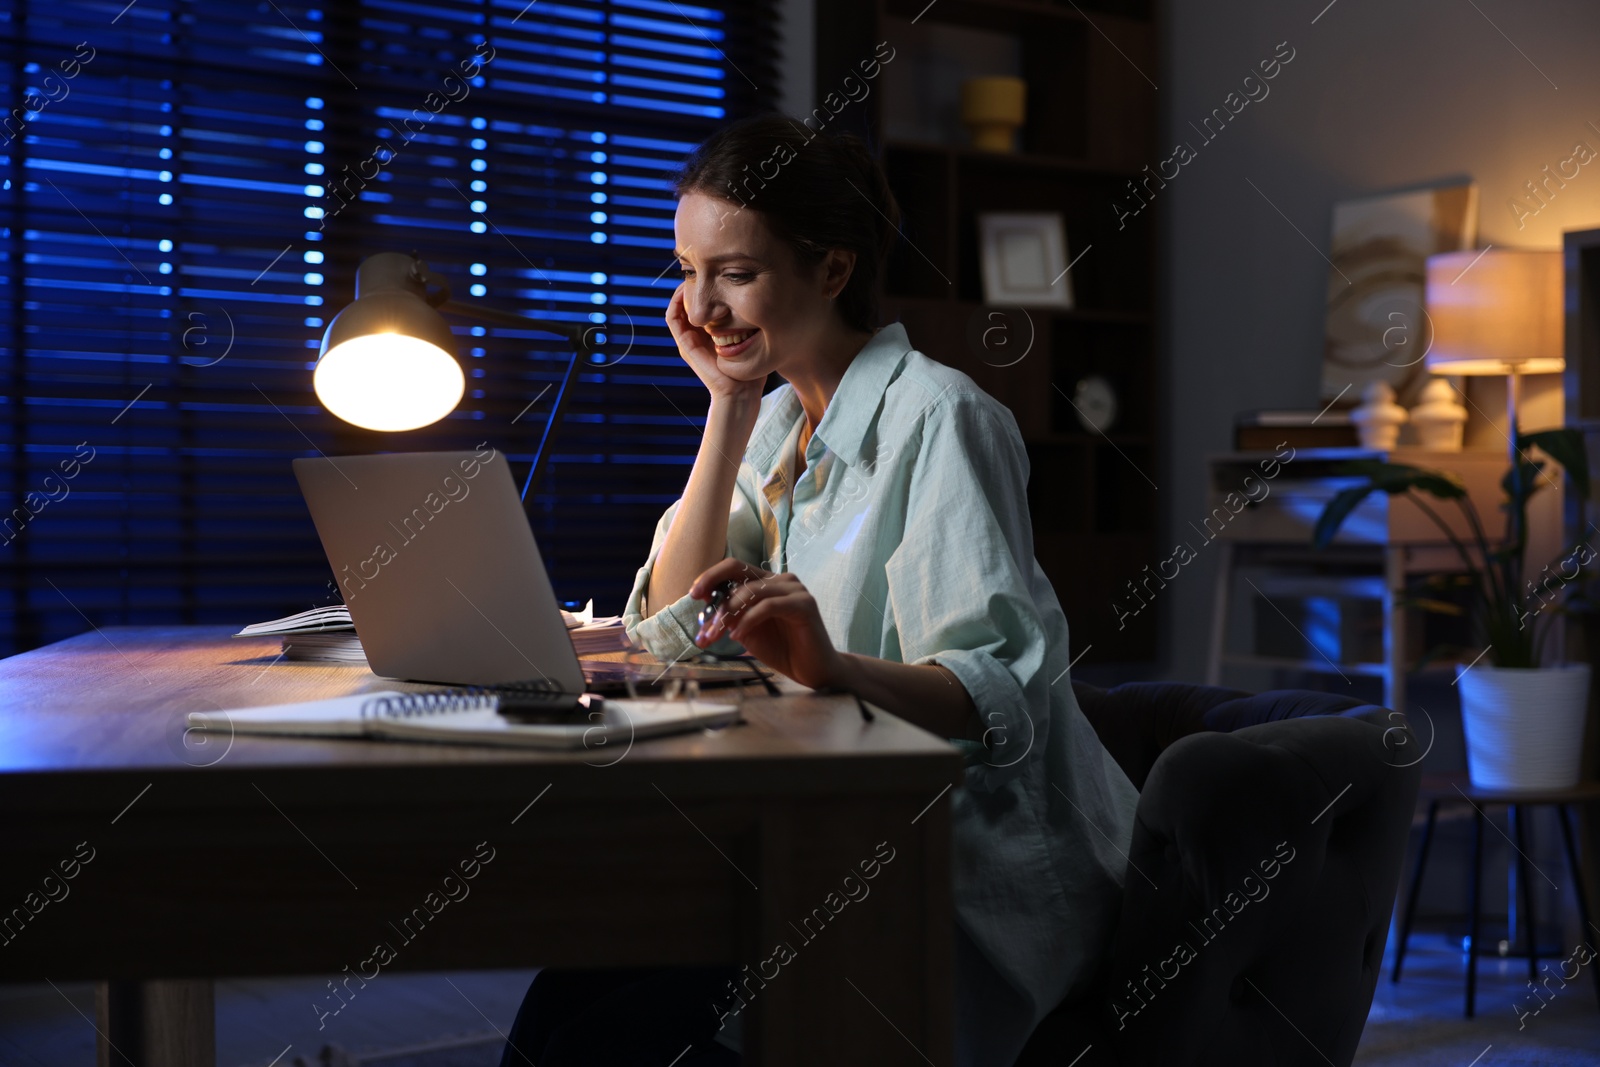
[436,299,596,505]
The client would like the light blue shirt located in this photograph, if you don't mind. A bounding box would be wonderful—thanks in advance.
[622,323,1140,1067]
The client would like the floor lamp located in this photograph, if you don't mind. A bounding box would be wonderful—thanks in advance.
[1423,248,1565,549]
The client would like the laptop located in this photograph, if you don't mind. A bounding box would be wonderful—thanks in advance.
[292,449,770,703]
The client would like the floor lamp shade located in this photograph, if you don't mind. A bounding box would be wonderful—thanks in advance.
[1424,249,1564,376]
[315,253,465,432]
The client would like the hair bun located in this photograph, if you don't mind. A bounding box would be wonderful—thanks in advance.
[674,113,904,332]
[829,131,901,261]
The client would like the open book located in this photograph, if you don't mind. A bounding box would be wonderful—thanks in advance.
[188,689,740,750]
[237,601,608,636]
[236,605,357,637]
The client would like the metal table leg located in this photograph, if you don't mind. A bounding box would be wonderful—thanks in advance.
[1467,804,1485,1018]
[1556,804,1600,1010]
[1511,804,1539,983]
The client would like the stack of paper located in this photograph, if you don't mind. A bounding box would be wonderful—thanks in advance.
[557,599,630,640]
[237,605,355,637]
[282,632,368,665]
[237,599,635,659]
[570,620,633,654]
[237,606,362,665]
[557,600,635,654]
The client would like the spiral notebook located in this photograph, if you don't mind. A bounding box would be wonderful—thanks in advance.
[188,688,741,750]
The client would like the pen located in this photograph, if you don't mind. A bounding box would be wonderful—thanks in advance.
[813,684,875,723]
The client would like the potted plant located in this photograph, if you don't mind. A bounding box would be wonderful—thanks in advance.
[1313,428,1593,789]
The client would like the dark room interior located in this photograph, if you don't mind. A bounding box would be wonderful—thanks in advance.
[3,1,1600,1065]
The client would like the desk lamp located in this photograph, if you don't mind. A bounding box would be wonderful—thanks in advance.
[314,251,593,499]
[1424,248,1564,543]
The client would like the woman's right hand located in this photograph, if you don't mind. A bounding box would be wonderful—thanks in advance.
[666,282,766,405]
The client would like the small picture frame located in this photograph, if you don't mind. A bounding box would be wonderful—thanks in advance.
[978,211,1073,308]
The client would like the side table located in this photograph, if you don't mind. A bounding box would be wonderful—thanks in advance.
[1391,774,1600,1017]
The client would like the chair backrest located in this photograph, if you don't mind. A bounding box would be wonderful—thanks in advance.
[1031,683,1421,1067]
[1070,680,1387,790]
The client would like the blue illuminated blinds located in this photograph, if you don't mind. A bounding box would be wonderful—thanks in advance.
[0,0,779,655]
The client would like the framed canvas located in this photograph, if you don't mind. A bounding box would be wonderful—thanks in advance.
[979,211,1074,308]
[1321,181,1479,405]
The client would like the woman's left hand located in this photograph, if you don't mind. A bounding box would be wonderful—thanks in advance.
[690,560,848,691]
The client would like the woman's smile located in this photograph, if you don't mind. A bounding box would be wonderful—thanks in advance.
[710,328,760,358]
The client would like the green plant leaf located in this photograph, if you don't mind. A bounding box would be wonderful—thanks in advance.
[1408,471,1469,500]
[1333,461,1466,499]
[1316,431,1593,667]
[1410,642,1466,674]
[1500,459,1546,500]
[1313,485,1376,549]
[1395,596,1466,616]
[1519,427,1592,500]
[1417,572,1475,592]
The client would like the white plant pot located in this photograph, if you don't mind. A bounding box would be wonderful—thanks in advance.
[1459,664,1592,790]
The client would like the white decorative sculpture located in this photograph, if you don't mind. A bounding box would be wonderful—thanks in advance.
[1350,380,1408,451]
[1410,377,1468,451]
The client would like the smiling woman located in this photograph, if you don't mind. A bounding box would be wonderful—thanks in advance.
[644,117,902,648]
[498,114,1140,1067]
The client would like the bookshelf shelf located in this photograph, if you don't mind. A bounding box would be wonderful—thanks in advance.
[818,0,1162,663]
[886,138,1143,180]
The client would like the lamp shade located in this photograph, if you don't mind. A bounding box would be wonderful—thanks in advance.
[315,253,464,431]
[1424,249,1564,376]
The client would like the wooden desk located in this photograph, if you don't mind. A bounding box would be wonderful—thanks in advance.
[0,626,963,1066]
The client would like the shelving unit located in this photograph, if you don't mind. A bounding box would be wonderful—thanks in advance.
[1560,226,1600,899]
[816,0,1163,663]
[1202,447,1515,714]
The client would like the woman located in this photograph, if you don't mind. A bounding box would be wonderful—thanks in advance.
[500,114,1139,1067]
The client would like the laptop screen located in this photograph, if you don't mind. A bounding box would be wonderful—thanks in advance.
[293,449,587,692]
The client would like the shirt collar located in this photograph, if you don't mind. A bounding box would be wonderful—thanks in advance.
[745,322,912,472]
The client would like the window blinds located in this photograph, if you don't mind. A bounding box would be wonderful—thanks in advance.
[0,0,778,656]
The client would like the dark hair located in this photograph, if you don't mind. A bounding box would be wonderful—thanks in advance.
[673,113,902,333]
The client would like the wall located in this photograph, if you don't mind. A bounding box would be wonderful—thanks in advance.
[1160,0,1600,680]
[782,0,1600,676]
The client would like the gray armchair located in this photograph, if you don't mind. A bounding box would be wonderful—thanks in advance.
[1016,682,1422,1067]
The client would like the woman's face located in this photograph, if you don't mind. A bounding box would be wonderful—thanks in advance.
[673,191,849,382]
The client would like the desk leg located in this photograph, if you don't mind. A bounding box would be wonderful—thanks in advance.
[95,980,214,1067]
[745,795,953,1066]
[1466,805,1484,1018]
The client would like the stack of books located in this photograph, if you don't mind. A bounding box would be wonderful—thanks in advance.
[236,605,366,664]
[562,600,635,655]
[236,604,354,638]
[281,630,368,664]
[236,599,635,664]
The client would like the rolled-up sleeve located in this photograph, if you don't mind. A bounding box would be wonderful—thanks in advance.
[884,389,1051,793]
[622,473,766,663]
